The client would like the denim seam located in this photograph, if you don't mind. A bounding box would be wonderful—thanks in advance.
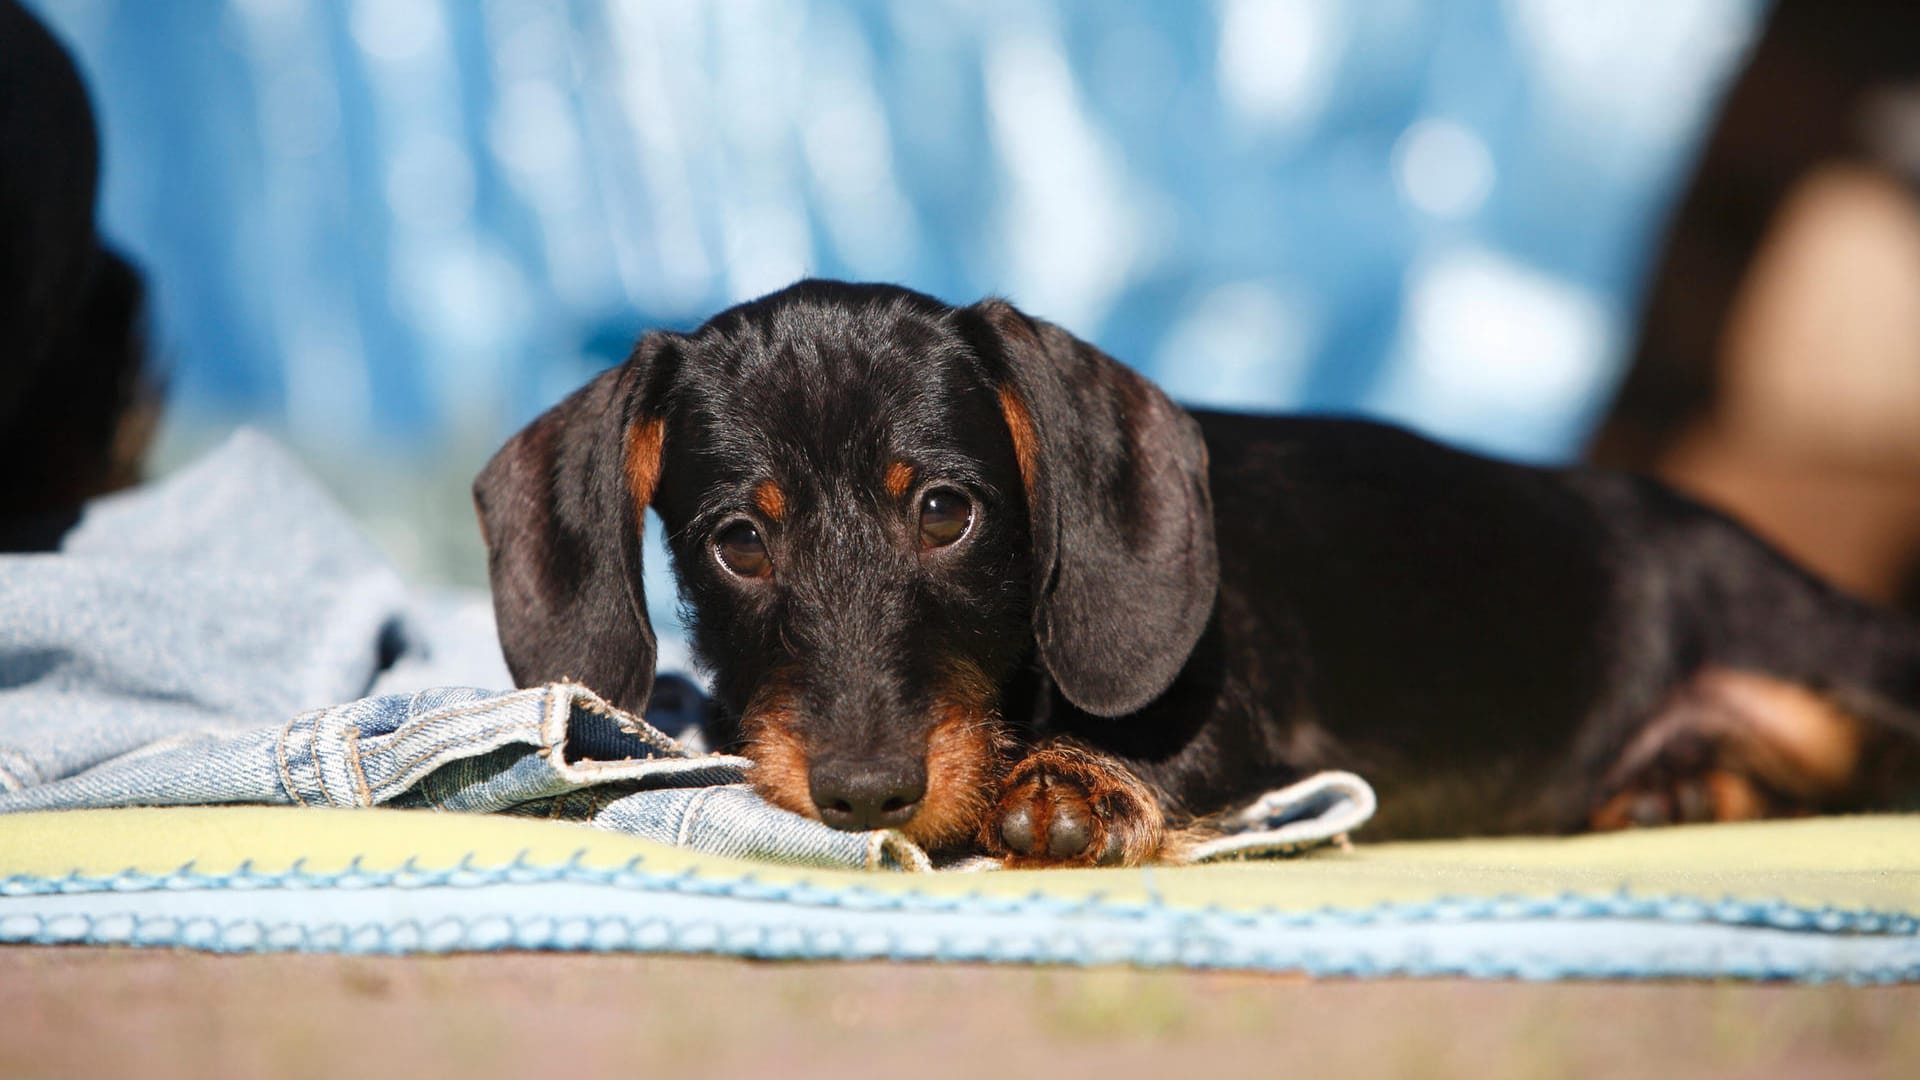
[544,685,695,775]
[559,757,690,775]
[566,683,688,755]
[541,686,564,757]
[374,688,552,749]
[402,687,431,719]
[344,726,372,806]
[674,787,720,849]
[309,707,337,807]
[275,712,314,808]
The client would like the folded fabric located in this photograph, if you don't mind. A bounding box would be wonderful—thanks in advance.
[1,807,1914,982]
[0,429,514,790]
[0,430,1370,869]
[0,675,1371,870]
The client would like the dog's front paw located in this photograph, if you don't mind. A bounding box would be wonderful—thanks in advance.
[983,742,1164,868]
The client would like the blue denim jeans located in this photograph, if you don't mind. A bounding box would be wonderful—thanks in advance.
[0,431,1371,869]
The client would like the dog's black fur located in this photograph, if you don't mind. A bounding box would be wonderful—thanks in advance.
[477,280,1920,865]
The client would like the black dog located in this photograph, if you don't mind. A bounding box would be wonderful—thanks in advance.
[475,280,1919,866]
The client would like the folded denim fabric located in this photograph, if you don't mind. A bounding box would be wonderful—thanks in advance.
[0,431,1373,871]
[0,677,1369,872]
[0,680,934,870]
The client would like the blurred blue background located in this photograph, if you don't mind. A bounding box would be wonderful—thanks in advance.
[28,0,1761,592]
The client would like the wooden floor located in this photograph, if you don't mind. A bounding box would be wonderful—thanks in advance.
[3,947,1916,1078]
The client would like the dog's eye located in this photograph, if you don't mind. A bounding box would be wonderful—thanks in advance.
[715,521,770,578]
[918,488,973,549]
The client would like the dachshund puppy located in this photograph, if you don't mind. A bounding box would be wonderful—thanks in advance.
[476,281,1920,866]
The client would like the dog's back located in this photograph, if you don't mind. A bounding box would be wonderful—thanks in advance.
[1188,410,1920,834]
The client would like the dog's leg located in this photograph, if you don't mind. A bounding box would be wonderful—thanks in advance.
[1587,668,1870,829]
[981,739,1165,867]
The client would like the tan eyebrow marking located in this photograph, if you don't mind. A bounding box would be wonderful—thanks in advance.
[884,460,915,498]
[623,417,666,515]
[754,480,786,522]
[996,387,1040,501]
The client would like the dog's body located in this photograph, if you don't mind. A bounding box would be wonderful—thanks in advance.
[1137,410,1915,836]
[477,281,1919,865]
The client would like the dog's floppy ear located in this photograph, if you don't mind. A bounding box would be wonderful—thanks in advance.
[962,299,1219,717]
[473,334,680,715]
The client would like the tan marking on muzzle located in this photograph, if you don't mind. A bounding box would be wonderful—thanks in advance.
[906,660,1013,851]
[737,679,816,820]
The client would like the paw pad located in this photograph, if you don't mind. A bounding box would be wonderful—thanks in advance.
[985,746,1162,867]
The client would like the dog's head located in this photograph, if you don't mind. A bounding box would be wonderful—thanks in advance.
[475,281,1216,848]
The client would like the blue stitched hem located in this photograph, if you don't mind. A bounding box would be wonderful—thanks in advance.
[3,856,1916,937]
[1,899,1914,983]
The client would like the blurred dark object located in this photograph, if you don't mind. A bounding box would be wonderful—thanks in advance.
[0,0,154,541]
[1593,1,1920,611]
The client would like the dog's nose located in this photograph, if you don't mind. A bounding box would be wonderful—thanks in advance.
[809,759,925,831]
